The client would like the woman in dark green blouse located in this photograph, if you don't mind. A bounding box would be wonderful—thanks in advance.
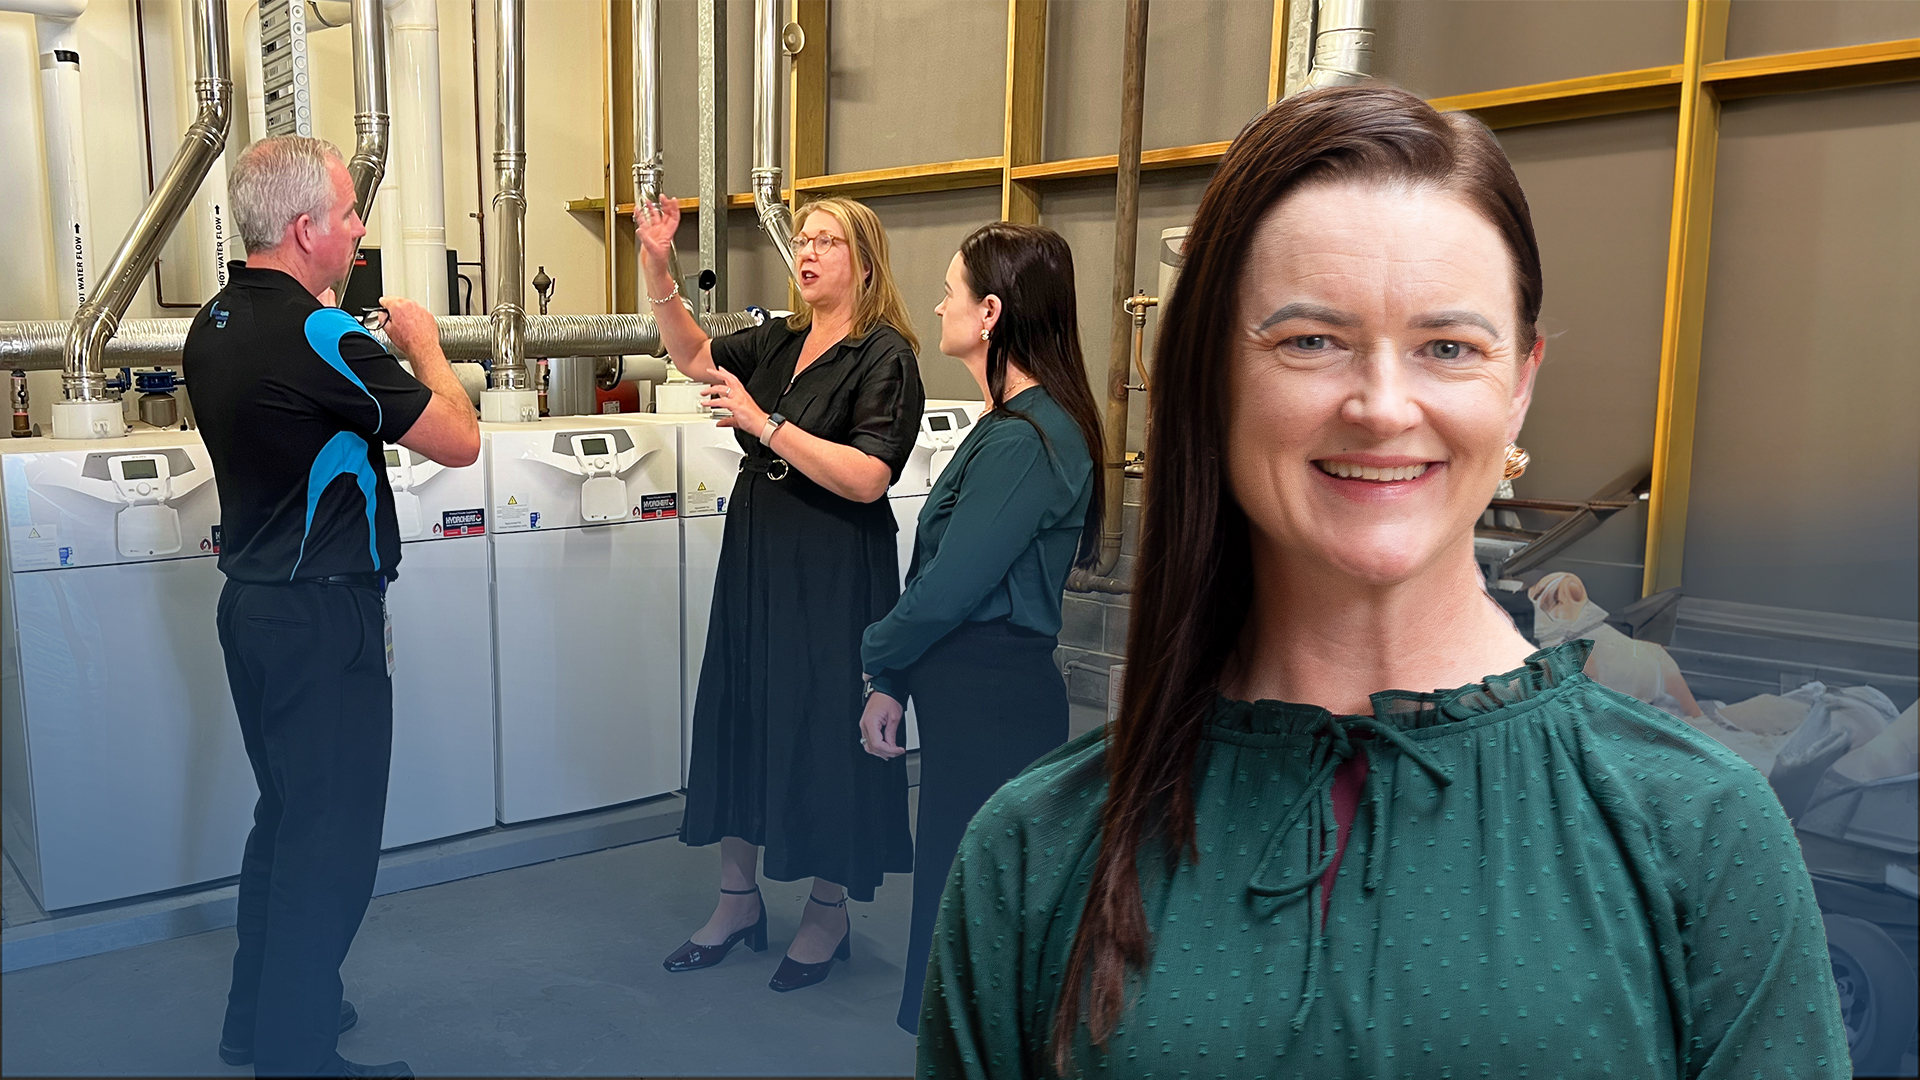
[917,86,1847,1078]
[857,224,1105,1034]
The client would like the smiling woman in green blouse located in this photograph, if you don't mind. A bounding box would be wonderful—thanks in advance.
[916,85,1847,1079]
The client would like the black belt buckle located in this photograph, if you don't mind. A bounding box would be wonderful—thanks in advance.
[766,458,790,481]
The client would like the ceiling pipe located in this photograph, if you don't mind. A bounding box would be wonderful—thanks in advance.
[53,0,229,440]
[1302,0,1374,89]
[750,0,798,287]
[480,0,536,422]
[331,0,390,300]
[0,0,95,318]
[1067,0,1147,595]
[1,311,763,369]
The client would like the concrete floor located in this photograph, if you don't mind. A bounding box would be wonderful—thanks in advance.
[2,794,925,1077]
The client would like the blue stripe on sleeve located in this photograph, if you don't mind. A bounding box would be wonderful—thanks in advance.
[303,307,385,434]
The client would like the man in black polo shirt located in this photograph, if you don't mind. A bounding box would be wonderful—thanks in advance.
[183,136,478,1078]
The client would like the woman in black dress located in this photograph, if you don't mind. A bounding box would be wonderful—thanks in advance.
[635,195,923,991]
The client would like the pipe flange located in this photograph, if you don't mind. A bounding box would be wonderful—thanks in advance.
[780,21,804,56]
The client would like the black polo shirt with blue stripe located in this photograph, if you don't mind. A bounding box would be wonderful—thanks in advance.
[183,263,433,583]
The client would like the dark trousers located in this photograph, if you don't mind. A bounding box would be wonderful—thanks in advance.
[216,579,394,1077]
[897,620,1068,1033]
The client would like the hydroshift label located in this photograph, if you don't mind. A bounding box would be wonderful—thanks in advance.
[441,508,486,537]
[638,493,678,520]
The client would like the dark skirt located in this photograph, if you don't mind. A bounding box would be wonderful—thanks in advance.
[679,470,914,903]
[897,618,1068,1032]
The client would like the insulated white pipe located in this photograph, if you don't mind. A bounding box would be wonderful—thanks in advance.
[243,2,265,141]
[35,13,92,315]
[1,0,95,316]
[386,0,447,314]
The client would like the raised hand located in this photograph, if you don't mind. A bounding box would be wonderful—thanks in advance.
[634,197,682,269]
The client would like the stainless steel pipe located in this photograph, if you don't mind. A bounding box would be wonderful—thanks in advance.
[1303,0,1374,89]
[1069,0,1147,590]
[751,0,798,286]
[60,0,229,414]
[2,311,764,369]
[632,0,687,298]
[489,0,528,390]
[332,0,390,299]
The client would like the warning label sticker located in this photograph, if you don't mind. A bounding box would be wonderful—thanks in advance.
[441,508,486,537]
[638,492,678,520]
[686,480,724,516]
[497,494,532,531]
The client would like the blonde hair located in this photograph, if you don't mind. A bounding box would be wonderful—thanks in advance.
[786,197,918,353]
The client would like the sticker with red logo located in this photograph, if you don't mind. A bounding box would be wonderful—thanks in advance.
[441,508,486,537]
[638,493,678,520]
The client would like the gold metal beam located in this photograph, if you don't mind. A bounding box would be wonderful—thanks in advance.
[1644,0,1730,596]
[1011,140,1231,182]
[1430,66,1685,129]
[1266,0,1288,105]
[1705,37,1920,99]
[1002,0,1048,222]
[799,157,1008,199]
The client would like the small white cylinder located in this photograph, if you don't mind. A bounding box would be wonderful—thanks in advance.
[387,0,447,313]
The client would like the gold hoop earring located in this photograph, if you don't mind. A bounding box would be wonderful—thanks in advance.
[1503,444,1530,480]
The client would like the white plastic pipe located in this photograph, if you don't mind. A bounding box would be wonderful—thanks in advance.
[386,0,447,314]
[1,0,95,316]
[243,2,266,142]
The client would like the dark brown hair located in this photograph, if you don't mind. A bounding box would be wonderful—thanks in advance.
[1048,84,1544,1072]
[958,222,1106,565]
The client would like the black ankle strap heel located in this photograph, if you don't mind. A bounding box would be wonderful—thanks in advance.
[721,886,761,895]
[808,893,847,908]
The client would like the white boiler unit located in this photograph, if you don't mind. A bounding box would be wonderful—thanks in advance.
[379,445,496,848]
[484,419,681,823]
[0,430,255,910]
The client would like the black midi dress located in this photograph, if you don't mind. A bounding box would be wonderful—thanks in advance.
[679,317,925,902]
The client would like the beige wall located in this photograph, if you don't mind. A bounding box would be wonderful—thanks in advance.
[828,0,1006,173]
[1683,82,1920,621]
[1372,0,1687,100]
[1498,109,1676,612]
[1726,0,1920,60]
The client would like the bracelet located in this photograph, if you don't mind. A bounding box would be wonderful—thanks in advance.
[646,279,681,306]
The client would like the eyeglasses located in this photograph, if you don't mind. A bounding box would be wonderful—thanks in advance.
[788,232,845,256]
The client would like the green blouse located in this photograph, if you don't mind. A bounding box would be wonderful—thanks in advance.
[862,387,1093,700]
[917,642,1848,1079]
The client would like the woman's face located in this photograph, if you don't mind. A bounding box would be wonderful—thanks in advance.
[1226,181,1540,587]
[934,252,993,361]
[793,209,857,310]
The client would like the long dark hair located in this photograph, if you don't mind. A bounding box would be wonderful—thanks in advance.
[959,222,1106,566]
[1048,85,1545,1072]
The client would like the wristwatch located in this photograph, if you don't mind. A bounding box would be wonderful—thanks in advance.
[762,412,788,444]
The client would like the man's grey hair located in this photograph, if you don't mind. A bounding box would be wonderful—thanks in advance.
[229,136,345,254]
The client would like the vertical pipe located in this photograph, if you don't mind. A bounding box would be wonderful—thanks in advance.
[632,0,685,301]
[58,0,230,439]
[332,0,390,300]
[488,0,528,392]
[750,0,798,286]
[244,2,267,141]
[696,0,727,311]
[388,0,449,314]
[1095,0,1147,577]
[1302,0,1374,89]
[35,14,93,317]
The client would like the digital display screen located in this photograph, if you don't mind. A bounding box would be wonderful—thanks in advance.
[119,458,160,480]
[579,437,610,456]
[385,449,403,468]
[928,415,952,431]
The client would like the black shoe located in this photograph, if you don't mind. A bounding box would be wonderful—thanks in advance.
[218,1000,359,1066]
[768,894,851,992]
[662,886,768,972]
[340,1058,412,1078]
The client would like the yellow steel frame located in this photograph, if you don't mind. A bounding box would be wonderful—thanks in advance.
[581,4,1918,593]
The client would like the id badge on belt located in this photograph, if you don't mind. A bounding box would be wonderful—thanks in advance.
[382,594,396,677]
